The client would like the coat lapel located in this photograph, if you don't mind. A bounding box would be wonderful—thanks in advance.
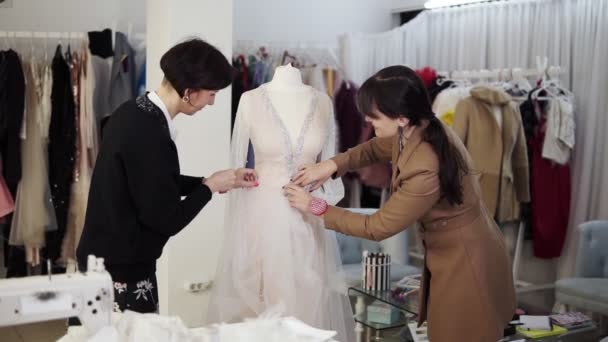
[391,122,427,193]
[500,103,515,158]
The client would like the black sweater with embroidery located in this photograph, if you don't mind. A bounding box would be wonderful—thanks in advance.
[77,96,212,281]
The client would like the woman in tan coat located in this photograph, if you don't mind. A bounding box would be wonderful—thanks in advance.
[285,66,516,342]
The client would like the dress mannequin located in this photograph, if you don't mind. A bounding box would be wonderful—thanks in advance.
[207,63,354,341]
[265,64,314,143]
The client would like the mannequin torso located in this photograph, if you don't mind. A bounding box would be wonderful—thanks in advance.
[265,64,315,142]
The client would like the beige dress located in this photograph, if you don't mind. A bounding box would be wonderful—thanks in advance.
[9,58,57,265]
[62,44,99,265]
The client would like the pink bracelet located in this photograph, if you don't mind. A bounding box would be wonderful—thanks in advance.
[310,197,328,216]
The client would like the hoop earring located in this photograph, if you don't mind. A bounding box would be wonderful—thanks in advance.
[182,95,190,103]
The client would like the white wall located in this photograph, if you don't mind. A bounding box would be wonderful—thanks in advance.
[147,0,233,328]
[234,0,397,45]
[0,0,145,34]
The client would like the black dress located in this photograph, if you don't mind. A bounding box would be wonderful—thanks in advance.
[46,45,76,269]
[0,49,26,277]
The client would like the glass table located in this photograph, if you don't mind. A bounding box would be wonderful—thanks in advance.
[349,286,602,342]
[348,287,419,340]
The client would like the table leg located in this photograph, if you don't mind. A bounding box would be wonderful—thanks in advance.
[355,295,365,342]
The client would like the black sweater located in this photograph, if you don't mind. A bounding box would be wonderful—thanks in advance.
[77,95,212,281]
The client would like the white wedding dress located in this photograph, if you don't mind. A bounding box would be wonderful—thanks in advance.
[207,84,354,341]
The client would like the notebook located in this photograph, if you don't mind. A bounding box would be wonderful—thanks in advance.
[516,325,568,338]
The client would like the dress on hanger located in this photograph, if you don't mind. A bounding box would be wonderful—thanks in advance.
[529,101,571,258]
[47,45,76,266]
[0,49,26,197]
[0,53,16,223]
[109,32,136,112]
[207,85,354,342]
[62,44,98,265]
[0,158,15,223]
[9,59,58,264]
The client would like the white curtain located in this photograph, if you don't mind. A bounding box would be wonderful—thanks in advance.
[340,0,608,278]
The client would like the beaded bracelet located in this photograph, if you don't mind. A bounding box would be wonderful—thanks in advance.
[309,197,328,216]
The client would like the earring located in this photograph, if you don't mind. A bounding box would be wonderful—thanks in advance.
[182,95,190,103]
[398,126,404,153]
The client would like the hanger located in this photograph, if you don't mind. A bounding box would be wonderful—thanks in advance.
[506,68,530,99]
[111,21,117,51]
[29,32,35,60]
[65,32,72,61]
[43,32,49,64]
[530,56,555,100]
[127,22,133,43]
[281,50,297,66]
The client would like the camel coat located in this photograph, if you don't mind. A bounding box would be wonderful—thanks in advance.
[324,121,516,342]
[452,86,530,222]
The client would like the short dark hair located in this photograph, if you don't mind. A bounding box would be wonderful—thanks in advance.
[160,38,233,96]
[357,65,469,206]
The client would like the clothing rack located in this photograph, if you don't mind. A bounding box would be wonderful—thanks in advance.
[436,60,568,295]
[234,39,344,73]
[441,66,566,82]
[0,30,146,47]
[442,56,567,83]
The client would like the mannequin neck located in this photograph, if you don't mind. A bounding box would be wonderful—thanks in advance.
[267,64,307,92]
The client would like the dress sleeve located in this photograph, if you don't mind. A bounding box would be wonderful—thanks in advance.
[312,96,344,206]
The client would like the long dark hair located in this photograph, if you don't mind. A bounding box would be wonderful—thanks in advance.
[356,65,469,206]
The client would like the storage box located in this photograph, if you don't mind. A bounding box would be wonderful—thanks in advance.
[367,300,400,325]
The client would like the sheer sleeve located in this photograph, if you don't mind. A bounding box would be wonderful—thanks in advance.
[312,96,345,206]
[207,92,254,323]
[230,93,252,169]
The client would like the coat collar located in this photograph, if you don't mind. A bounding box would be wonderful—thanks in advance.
[392,120,429,176]
[470,86,511,105]
[135,94,172,140]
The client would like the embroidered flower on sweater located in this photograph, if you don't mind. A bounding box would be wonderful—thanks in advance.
[114,282,127,294]
[134,279,155,301]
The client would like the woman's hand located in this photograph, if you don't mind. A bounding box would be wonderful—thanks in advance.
[283,183,313,214]
[204,168,258,193]
[235,168,259,188]
[292,160,338,191]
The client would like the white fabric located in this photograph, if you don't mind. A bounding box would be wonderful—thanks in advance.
[301,65,328,95]
[59,311,338,342]
[432,87,470,117]
[492,105,502,130]
[207,85,354,341]
[147,91,177,141]
[542,96,575,165]
[340,0,608,280]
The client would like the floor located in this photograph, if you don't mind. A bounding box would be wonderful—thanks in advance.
[0,320,67,342]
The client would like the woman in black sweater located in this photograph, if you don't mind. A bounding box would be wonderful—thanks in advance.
[77,38,257,313]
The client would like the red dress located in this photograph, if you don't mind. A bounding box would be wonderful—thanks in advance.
[529,104,571,258]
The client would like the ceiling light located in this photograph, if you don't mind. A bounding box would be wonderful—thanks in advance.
[424,0,491,9]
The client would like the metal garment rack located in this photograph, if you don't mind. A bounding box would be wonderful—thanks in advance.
[424,60,567,294]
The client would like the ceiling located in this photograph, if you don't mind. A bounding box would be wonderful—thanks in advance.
[391,0,427,12]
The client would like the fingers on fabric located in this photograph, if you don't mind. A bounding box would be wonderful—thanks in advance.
[292,169,309,184]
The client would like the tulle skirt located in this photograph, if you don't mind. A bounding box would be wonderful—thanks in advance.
[207,166,354,341]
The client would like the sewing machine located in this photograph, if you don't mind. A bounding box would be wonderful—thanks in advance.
[0,255,113,334]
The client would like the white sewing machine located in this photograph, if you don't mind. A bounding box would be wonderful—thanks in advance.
[0,255,113,334]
